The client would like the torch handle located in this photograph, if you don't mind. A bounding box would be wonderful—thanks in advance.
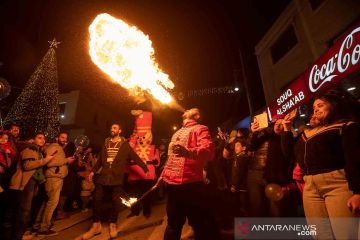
[136,177,163,203]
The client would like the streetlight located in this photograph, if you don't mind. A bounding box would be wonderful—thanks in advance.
[234,80,240,92]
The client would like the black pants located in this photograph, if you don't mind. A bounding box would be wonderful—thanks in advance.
[93,183,127,223]
[164,182,219,240]
[247,170,299,217]
[127,180,154,216]
[0,190,16,240]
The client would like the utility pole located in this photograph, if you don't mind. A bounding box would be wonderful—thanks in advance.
[239,49,253,115]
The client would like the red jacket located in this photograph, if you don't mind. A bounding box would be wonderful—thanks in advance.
[0,142,16,168]
[162,120,214,185]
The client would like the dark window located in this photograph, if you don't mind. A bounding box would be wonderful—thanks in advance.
[270,25,298,63]
[309,0,326,10]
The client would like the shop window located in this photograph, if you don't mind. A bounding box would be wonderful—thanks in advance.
[270,25,298,64]
[309,0,326,10]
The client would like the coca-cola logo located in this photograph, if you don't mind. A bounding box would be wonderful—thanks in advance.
[309,26,360,93]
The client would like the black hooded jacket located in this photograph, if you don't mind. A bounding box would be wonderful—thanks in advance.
[93,138,148,186]
[248,128,292,185]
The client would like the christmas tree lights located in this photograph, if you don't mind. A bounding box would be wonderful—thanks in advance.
[5,39,61,138]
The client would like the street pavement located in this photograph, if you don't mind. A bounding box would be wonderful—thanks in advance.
[42,202,194,240]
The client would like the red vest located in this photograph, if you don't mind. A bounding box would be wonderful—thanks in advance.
[162,120,214,185]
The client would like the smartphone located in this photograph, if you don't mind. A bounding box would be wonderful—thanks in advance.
[253,112,269,129]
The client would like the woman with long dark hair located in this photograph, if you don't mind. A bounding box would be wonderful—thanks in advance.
[301,89,360,239]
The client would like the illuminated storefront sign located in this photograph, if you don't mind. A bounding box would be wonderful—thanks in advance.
[269,22,360,119]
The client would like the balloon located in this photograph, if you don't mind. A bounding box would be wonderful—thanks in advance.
[265,183,284,201]
[74,135,90,148]
[0,78,11,100]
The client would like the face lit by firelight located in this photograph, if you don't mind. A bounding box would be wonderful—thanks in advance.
[10,125,20,138]
[0,134,9,144]
[273,119,284,135]
[313,99,332,123]
[110,124,121,137]
[34,134,46,147]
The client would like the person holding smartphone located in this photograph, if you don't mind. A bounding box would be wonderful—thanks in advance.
[247,116,294,217]
[34,131,75,236]
[10,132,55,240]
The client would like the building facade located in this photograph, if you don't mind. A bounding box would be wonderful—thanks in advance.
[255,0,360,105]
[59,90,124,145]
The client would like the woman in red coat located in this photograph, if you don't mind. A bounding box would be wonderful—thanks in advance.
[0,132,16,192]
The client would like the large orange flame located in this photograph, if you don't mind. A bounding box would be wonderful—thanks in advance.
[89,13,174,104]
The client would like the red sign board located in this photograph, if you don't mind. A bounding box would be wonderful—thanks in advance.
[269,22,360,119]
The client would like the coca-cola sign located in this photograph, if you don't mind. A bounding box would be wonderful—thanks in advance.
[269,22,360,119]
[309,26,360,93]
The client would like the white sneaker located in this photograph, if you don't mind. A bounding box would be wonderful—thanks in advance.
[109,223,118,239]
[82,222,102,240]
[22,230,33,240]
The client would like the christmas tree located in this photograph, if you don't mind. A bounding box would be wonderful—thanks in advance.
[5,39,61,138]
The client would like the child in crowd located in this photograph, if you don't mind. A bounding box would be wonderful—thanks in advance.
[230,138,250,216]
[78,147,97,212]
[0,132,16,193]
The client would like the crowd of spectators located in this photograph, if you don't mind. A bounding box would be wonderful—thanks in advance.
[0,88,359,239]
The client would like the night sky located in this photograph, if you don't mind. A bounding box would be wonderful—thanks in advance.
[0,0,288,141]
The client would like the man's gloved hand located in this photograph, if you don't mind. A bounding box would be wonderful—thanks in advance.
[173,144,191,158]
[148,159,159,165]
